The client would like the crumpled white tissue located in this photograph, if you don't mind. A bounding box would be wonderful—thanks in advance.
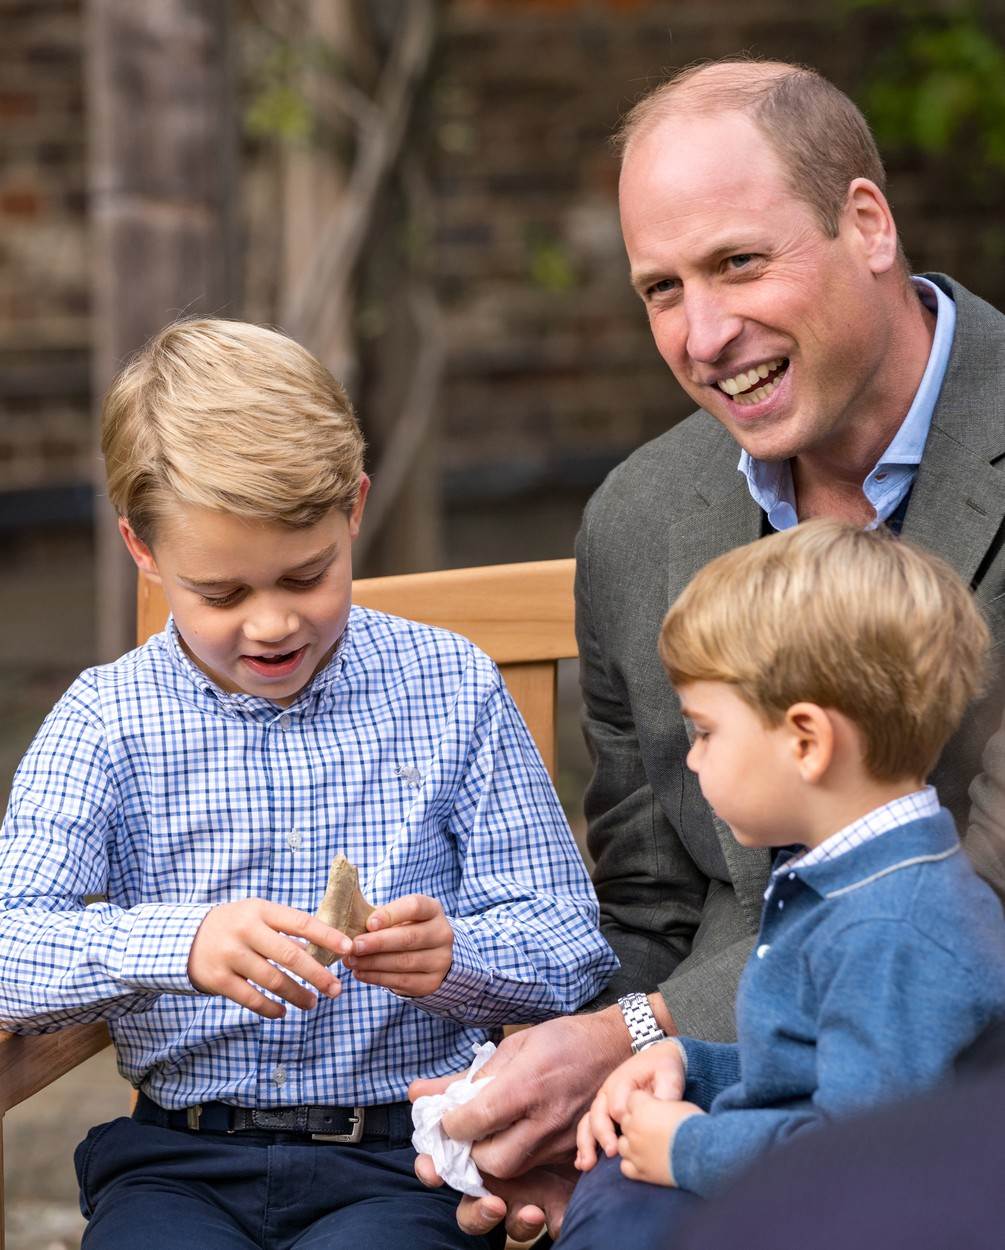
[411,1041,496,1197]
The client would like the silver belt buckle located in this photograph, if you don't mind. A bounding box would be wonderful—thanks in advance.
[311,1107,365,1143]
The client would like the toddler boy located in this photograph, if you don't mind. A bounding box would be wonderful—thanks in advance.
[0,319,617,1250]
[564,519,1005,1248]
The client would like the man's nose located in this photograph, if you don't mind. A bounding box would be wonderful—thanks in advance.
[683,289,743,363]
[242,601,299,644]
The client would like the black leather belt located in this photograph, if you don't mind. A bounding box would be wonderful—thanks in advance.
[134,1090,413,1143]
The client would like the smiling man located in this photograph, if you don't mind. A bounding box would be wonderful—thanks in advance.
[411,58,1005,1246]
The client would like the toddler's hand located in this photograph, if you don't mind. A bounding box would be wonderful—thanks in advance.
[344,893,453,996]
[575,1039,686,1172]
[187,899,346,1018]
[619,1091,704,1187]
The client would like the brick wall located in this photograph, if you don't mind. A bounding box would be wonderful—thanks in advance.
[428,0,1005,528]
[4,0,1005,543]
[0,0,91,494]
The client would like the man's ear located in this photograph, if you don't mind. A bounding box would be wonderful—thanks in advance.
[347,472,370,541]
[783,702,835,784]
[844,178,899,276]
[118,517,162,583]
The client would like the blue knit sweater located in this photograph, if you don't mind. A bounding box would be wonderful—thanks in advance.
[671,810,1005,1196]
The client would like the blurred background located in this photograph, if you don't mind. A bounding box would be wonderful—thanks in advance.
[4,0,1005,1245]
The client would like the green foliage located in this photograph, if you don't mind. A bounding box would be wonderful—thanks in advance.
[845,1,1005,169]
[526,229,577,293]
[245,45,313,143]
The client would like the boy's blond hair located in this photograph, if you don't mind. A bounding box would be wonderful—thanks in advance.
[101,318,365,544]
[659,520,989,782]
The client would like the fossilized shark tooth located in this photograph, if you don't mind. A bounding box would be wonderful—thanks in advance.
[307,853,376,966]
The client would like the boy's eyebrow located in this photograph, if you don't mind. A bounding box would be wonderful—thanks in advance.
[179,543,339,590]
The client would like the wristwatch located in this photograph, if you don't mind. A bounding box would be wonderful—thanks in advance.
[617,992,666,1053]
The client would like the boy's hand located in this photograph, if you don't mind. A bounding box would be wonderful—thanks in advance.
[574,1040,686,1172]
[187,899,346,1018]
[618,1091,705,1186]
[344,893,453,996]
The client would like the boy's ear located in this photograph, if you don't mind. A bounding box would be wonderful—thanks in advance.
[118,517,162,583]
[348,473,370,540]
[783,702,835,784]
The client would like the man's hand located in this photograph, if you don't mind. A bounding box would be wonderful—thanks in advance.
[187,899,344,1018]
[410,1006,633,1179]
[618,1090,704,1186]
[344,893,453,996]
[574,1039,686,1172]
[414,1157,576,1242]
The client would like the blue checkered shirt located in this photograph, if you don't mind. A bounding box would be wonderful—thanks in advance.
[0,608,617,1108]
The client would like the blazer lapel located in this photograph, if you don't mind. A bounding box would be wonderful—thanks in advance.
[903,276,1005,593]
[665,428,763,608]
[901,427,1005,590]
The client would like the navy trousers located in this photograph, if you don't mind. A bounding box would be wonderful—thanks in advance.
[558,1154,704,1250]
[74,1116,506,1250]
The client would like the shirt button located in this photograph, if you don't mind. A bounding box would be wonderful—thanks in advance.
[287,829,302,851]
[788,872,796,881]
[756,944,770,959]
[278,715,290,731]
[271,1065,286,1087]
[777,899,785,910]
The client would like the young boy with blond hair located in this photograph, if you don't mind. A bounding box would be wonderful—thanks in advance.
[0,319,617,1250]
[562,519,1005,1249]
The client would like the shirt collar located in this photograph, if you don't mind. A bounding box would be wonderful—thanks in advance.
[770,785,940,887]
[164,616,349,719]
[738,276,956,531]
[770,794,957,900]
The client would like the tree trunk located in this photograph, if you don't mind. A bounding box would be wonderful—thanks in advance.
[86,0,238,660]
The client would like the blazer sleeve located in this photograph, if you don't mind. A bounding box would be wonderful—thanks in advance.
[965,713,1005,908]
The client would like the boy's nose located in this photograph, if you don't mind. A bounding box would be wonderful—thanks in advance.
[242,606,300,645]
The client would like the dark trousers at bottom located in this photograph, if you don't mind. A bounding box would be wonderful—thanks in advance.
[74,1116,506,1250]
[558,1154,704,1250]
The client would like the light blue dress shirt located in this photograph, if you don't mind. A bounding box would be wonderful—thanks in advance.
[739,277,956,531]
[0,608,618,1109]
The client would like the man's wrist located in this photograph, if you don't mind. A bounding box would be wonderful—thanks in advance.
[617,991,667,1053]
[647,991,677,1035]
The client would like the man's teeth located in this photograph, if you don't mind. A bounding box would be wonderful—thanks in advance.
[717,358,786,403]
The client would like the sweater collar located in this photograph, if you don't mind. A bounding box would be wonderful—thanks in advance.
[775,809,960,900]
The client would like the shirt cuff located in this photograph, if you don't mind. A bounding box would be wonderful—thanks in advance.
[401,922,493,1019]
[112,902,214,994]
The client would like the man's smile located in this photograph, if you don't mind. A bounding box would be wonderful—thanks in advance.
[715,358,790,405]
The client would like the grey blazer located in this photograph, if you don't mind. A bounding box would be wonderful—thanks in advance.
[576,274,1005,1041]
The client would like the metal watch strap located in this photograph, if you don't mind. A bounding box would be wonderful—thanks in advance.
[618,991,666,1053]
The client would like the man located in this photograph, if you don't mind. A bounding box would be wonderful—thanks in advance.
[411,58,1005,1242]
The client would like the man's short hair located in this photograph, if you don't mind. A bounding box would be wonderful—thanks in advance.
[101,318,365,545]
[659,520,989,782]
[614,58,888,241]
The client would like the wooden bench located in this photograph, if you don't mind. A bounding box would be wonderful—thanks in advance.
[0,558,577,1248]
